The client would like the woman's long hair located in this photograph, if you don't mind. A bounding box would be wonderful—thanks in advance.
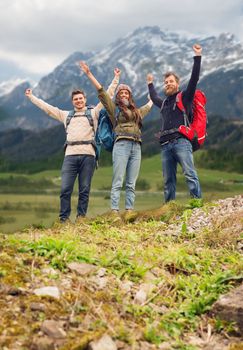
[115,93,142,128]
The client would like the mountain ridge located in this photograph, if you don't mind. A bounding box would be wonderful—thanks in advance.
[0,26,243,132]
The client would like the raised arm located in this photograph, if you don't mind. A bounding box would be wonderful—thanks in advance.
[138,94,153,119]
[193,43,202,56]
[147,73,163,108]
[25,88,33,98]
[79,61,102,90]
[25,88,67,123]
[183,44,202,105]
[95,68,121,114]
[107,68,121,98]
[80,61,120,97]
[80,61,118,123]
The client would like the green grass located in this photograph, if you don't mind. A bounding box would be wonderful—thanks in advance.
[0,192,164,233]
[92,154,243,198]
[1,154,243,194]
[0,201,242,349]
[0,194,59,233]
[0,154,242,233]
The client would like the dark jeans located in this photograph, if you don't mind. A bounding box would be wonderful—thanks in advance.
[161,138,201,202]
[59,155,96,221]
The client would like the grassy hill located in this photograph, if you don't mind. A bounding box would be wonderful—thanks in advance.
[0,154,243,196]
[0,155,243,234]
[0,197,242,349]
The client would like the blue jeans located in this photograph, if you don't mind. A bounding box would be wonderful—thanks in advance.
[111,140,141,210]
[161,138,201,202]
[59,155,96,221]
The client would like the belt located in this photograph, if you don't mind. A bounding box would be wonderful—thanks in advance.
[160,136,182,146]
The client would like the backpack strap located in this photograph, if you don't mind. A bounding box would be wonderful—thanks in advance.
[64,106,96,150]
[65,110,75,130]
[176,92,190,127]
[65,106,94,130]
[84,106,94,129]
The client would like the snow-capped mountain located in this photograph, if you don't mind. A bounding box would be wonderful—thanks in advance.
[0,78,30,97]
[0,26,243,131]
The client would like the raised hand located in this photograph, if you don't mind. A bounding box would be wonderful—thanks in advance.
[79,61,90,75]
[114,68,121,77]
[147,73,154,84]
[25,88,32,96]
[193,44,202,56]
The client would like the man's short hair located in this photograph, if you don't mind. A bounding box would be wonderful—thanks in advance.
[164,72,180,84]
[71,89,86,99]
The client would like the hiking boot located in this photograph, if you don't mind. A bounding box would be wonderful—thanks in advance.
[110,210,122,223]
[75,215,87,225]
[124,209,137,223]
[53,217,72,229]
[60,218,71,224]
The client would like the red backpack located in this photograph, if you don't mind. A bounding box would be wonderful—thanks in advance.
[176,90,207,151]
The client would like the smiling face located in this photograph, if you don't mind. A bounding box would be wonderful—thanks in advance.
[163,74,180,96]
[118,89,130,102]
[72,92,86,110]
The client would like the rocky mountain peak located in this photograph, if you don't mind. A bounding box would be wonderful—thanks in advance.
[0,26,243,131]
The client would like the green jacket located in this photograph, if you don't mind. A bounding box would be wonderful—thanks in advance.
[98,87,153,143]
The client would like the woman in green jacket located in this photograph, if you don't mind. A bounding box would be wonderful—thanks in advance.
[80,61,153,216]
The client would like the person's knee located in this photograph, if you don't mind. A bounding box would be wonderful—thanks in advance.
[126,184,135,191]
[61,184,73,195]
[112,184,122,191]
[185,170,198,180]
[79,183,91,194]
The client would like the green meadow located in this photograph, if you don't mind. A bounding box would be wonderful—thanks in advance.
[0,154,242,233]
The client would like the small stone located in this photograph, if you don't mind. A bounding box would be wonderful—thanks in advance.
[67,262,97,276]
[97,268,106,277]
[31,336,55,350]
[90,276,108,290]
[134,289,147,305]
[158,342,173,350]
[30,302,46,312]
[115,340,127,349]
[120,280,133,294]
[0,283,25,296]
[149,303,168,314]
[134,283,155,305]
[42,267,59,276]
[212,283,243,332]
[34,286,60,299]
[139,341,157,349]
[88,334,117,350]
[41,320,66,339]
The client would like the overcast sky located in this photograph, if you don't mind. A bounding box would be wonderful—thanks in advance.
[0,0,242,82]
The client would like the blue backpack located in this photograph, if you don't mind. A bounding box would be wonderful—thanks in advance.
[95,108,115,160]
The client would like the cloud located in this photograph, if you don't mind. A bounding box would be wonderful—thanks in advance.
[0,0,242,78]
